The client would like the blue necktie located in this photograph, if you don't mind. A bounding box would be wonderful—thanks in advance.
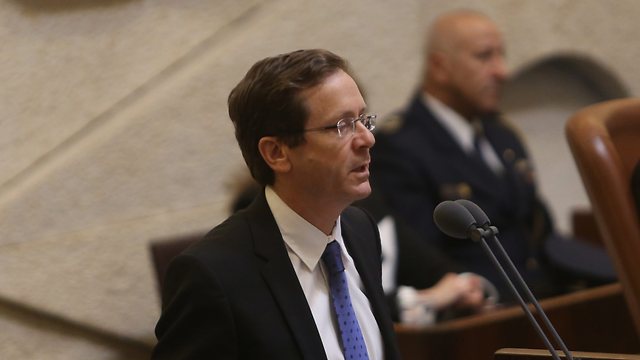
[322,240,370,359]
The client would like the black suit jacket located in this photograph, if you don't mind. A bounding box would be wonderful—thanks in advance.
[370,94,554,297]
[152,190,400,359]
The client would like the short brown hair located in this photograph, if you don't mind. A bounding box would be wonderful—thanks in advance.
[228,49,350,186]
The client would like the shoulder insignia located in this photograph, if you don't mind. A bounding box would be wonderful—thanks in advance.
[376,114,405,134]
[515,158,536,184]
[502,148,516,164]
[439,182,473,200]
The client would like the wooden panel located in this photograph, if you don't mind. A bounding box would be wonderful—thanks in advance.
[495,348,640,360]
[572,208,604,247]
[396,283,639,360]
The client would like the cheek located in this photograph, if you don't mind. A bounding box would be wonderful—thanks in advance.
[306,144,344,172]
[454,75,481,100]
[465,74,491,99]
[452,67,478,89]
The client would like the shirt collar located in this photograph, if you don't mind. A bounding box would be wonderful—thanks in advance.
[422,93,476,154]
[265,186,342,272]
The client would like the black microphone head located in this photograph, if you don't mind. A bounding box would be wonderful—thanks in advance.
[455,199,491,227]
[433,201,477,239]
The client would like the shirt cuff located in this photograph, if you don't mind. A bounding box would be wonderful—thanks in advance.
[396,286,436,326]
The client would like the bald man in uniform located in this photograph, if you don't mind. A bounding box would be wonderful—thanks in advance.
[369,10,605,301]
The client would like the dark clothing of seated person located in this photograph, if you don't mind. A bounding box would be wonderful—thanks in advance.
[369,10,615,304]
[355,190,493,325]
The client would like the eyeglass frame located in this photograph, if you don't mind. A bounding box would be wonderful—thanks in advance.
[300,113,377,138]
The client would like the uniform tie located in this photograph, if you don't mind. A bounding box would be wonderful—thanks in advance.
[322,241,369,359]
[472,120,488,162]
[472,121,504,175]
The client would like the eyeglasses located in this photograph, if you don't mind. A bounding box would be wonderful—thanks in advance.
[302,114,377,138]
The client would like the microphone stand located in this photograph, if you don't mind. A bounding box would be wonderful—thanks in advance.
[471,226,574,360]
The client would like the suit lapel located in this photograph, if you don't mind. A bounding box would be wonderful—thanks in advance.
[483,119,532,214]
[247,192,328,360]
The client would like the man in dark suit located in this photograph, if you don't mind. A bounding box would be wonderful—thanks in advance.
[230,178,489,326]
[370,10,608,300]
[153,49,400,359]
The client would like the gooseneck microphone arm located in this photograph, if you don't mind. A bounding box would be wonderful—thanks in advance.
[433,201,573,360]
[477,236,561,360]
[457,199,574,360]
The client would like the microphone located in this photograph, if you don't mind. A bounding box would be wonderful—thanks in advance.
[455,199,573,359]
[432,201,477,239]
[432,201,497,242]
[455,199,490,227]
[433,200,573,360]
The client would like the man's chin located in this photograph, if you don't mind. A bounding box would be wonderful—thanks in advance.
[351,183,372,201]
[480,98,501,115]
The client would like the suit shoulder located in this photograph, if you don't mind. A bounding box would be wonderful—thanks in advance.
[342,206,377,232]
[343,205,369,219]
[183,213,252,259]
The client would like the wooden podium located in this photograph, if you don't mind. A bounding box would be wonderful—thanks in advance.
[495,348,640,360]
[395,283,640,360]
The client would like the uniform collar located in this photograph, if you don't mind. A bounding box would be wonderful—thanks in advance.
[422,93,477,154]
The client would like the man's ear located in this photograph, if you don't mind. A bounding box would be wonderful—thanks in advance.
[429,52,450,84]
[258,136,292,174]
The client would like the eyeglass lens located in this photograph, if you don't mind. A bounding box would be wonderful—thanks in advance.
[337,115,376,137]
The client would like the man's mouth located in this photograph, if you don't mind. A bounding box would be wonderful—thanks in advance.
[353,163,369,173]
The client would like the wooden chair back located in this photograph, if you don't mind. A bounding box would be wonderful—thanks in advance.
[566,98,640,336]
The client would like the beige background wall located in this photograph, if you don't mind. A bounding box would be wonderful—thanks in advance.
[1,1,638,358]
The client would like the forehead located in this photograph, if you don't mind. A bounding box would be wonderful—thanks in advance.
[454,17,503,51]
[300,70,365,122]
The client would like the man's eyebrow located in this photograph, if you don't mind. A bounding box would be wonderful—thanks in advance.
[329,107,365,121]
[340,106,367,119]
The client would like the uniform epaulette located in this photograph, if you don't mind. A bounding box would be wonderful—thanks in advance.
[375,113,405,134]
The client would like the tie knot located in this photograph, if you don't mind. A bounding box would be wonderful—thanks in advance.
[322,240,345,275]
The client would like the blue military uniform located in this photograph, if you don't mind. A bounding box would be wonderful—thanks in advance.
[370,94,565,299]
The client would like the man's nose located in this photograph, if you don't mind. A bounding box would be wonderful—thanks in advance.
[353,121,375,148]
[493,57,509,81]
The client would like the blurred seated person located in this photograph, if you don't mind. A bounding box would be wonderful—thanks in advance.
[370,10,615,300]
[354,189,496,325]
[232,176,493,326]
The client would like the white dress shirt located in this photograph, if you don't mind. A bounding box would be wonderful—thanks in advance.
[265,187,383,360]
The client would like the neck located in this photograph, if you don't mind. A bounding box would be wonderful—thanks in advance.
[271,183,342,235]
